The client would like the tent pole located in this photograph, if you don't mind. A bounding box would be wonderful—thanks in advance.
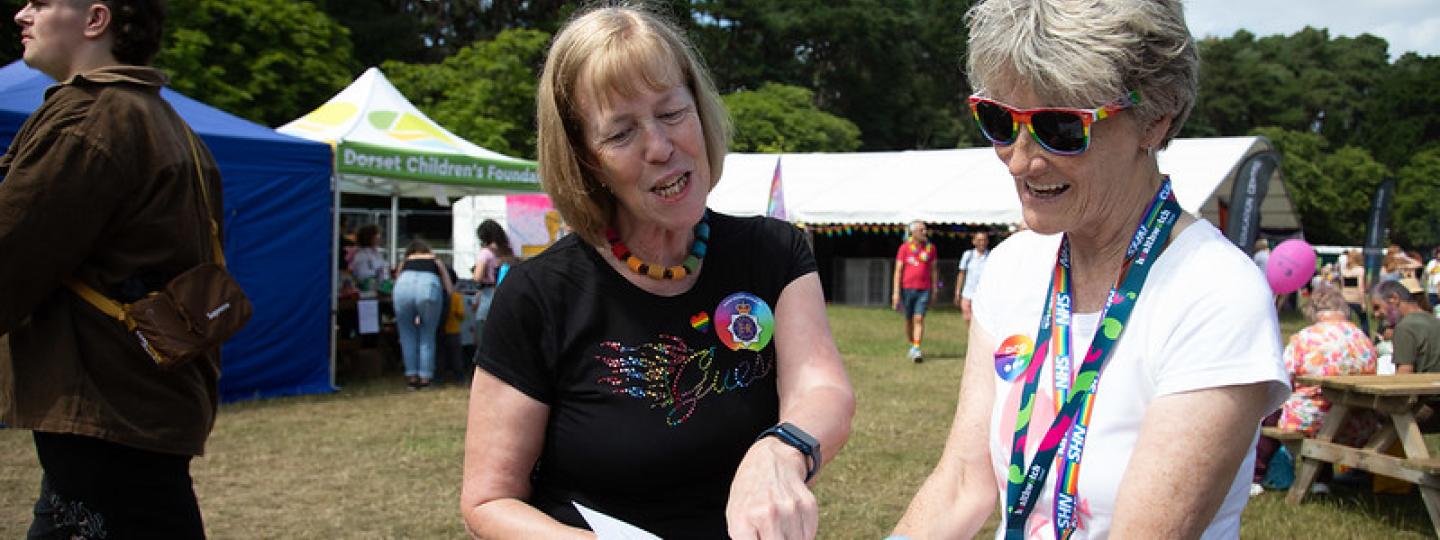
[390,192,400,268]
[329,152,340,391]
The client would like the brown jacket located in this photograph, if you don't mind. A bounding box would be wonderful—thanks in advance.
[0,66,222,456]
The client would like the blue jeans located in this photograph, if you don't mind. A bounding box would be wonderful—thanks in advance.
[470,287,495,364]
[393,271,443,379]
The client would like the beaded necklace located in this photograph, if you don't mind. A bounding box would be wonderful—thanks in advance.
[606,211,710,280]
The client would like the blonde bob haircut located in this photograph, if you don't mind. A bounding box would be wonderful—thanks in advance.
[536,3,731,247]
[965,0,1199,149]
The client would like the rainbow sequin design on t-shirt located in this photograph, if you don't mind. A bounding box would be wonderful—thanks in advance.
[595,334,774,426]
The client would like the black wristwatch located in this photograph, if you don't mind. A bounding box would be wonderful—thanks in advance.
[758,422,822,482]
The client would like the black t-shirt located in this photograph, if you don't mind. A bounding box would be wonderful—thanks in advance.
[478,211,817,537]
[399,257,443,278]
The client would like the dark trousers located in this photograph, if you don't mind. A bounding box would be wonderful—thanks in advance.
[29,432,204,540]
[436,332,470,384]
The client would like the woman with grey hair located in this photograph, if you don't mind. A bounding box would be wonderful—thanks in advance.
[893,1,1288,538]
[1253,284,1377,493]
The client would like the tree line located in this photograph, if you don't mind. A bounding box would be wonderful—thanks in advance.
[1,1,1434,247]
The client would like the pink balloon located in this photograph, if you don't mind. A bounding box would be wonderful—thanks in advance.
[1266,239,1317,295]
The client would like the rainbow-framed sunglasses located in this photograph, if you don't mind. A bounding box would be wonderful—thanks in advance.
[967,90,1141,155]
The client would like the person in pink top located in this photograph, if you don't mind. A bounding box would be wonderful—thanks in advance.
[892,220,938,362]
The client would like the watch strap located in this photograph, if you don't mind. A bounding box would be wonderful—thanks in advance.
[758,422,821,482]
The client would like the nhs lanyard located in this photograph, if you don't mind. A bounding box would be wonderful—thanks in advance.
[1003,179,1181,540]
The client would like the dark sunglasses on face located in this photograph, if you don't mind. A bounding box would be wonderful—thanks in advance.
[967,91,1141,155]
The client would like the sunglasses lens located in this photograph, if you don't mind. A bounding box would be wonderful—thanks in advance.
[1031,111,1087,153]
[974,101,1017,144]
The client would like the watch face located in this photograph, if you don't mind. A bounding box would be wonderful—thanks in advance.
[780,422,818,450]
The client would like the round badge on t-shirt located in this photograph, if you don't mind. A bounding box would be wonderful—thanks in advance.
[995,334,1035,381]
[715,292,774,351]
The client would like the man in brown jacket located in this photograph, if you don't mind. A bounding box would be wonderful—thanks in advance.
[2,1,221,537]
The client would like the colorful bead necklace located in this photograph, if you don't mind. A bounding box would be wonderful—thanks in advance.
[606,212,710,280]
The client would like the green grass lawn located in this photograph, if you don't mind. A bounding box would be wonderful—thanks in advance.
[0,306,1434,538]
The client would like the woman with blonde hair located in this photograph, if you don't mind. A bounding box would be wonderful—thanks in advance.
[460,4,854,538]
[894,0,1287,537]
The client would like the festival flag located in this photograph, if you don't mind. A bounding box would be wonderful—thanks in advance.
[1223,150,1278,254]
[766,156,787,220]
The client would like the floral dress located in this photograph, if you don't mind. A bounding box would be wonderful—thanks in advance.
[1278,320,1378,440]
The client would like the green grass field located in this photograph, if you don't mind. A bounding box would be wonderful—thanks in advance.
[1,306,1434,538]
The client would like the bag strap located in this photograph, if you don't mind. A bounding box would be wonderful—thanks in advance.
[184,128,226,268]
[62,276,137,330]
[63,128,221,324]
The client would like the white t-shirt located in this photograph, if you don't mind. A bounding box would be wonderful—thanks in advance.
[976,220,1289,540]
[349,247,391,283]
[1426,259,1440,295]
[959,248,990,299]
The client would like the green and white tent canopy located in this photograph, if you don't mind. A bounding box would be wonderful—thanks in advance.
[278,67,539,198]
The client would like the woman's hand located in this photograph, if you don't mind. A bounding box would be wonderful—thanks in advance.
[725,437,819,540]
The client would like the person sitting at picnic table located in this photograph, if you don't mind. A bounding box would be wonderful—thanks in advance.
[1254,284,1379,493]
[1277,284,1379,435]
[891,0,1289,538]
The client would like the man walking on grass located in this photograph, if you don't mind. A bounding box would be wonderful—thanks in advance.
[2,1,221,537]
[892,220,938,363]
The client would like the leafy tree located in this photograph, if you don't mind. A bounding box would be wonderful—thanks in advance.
[1255,127,1388,245]
[377,0,581,61]
[690,0,975,150]
[158,0,358,126]
[313,0,428,67]
[1355,53,1440,168]
[724,83,861,152]
[383,29,551,158]
[1393,147,1440,249]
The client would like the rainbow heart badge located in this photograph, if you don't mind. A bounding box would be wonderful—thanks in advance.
[691,311,712,333]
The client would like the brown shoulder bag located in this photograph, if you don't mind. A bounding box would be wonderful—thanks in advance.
[63,129,253,369]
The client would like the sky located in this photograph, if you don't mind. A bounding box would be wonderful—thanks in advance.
[1184,0,1440,59]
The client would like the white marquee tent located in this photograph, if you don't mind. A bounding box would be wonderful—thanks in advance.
[707,136,1300,231]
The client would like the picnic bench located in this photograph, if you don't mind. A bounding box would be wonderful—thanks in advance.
[1286,373,1440,538]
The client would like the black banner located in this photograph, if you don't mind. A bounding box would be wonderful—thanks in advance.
[1224,151,1280,254]
[1363,178,1396,288]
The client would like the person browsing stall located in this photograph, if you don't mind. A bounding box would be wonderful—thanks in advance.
[470,219,513,356]
[892,1,1289,538]
[460,5,855,539]
[393,240,455,390]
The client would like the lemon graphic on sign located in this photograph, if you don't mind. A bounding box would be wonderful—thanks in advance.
[289,102,358,134]
[367,110,459,151]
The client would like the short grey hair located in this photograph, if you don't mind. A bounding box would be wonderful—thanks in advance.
[965,0,1198,148]
[1303,284,1350,322]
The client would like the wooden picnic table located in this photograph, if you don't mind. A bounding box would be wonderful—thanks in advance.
[1287,373,1440,537]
